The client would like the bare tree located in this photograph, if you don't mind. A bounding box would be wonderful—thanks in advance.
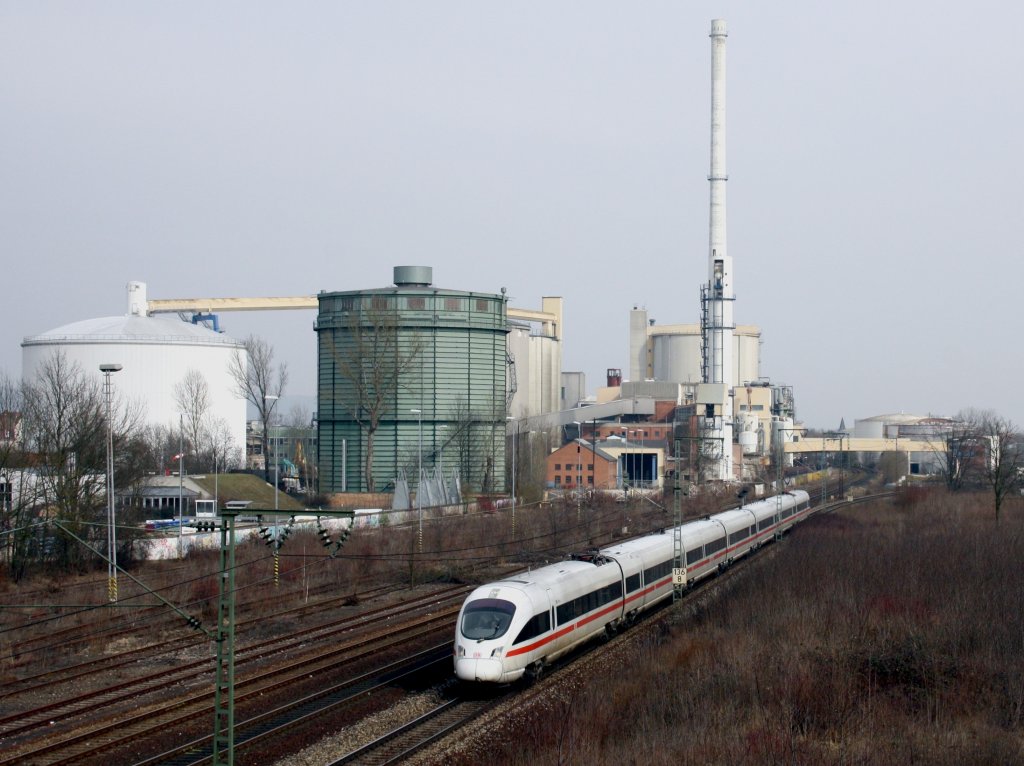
[173,368,211,467]
[228,335,287,483]
[208,416,243,474]
[0,370,39,581]
[285,403,312,428]
[979,412,1022,523]
[322,307,422,492]
[929,409,986,491]
[20,352,145,575]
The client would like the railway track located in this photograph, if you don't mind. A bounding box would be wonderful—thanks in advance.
[322,490,893,766]
[0,588,467,765]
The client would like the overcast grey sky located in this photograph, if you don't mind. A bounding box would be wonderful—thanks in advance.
[2,2,1022,429]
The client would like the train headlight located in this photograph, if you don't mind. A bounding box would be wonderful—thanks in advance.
[456,645,465,657]
[490,647,503,658]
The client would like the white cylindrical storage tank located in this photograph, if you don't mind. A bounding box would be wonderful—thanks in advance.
[649,324,760,388]
[734,327,761,387]
[771,417,795,467]
[22,300,247,463]
[738,412,759,456]
[650,328,703,384]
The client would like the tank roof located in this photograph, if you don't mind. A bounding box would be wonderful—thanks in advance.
[23,314,243,348]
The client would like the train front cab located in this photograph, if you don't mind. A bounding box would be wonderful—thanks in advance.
[455,586,543,683]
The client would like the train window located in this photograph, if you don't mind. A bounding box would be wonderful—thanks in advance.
[643,559,672,585]
[556,580,624,626]
[758,518,773,531]
[686,548,702,565]
[729,529,747,545]
[461,598,516,640]
[705,537,725,555]
[626,574,641,593]
[513,611,551,645]
[781,508,792,519]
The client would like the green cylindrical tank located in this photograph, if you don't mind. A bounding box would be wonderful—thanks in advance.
[316,267,508,494]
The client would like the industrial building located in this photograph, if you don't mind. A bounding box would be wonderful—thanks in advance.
[315,266,509,494]
[21,282,248,461]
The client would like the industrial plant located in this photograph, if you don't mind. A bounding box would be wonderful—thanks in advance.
[12,19,960,513]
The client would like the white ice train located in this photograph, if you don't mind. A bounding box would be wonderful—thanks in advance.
[454,490,812,683]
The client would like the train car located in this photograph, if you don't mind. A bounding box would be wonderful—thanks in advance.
[600,533,675,622]
[454,556,624,683]
[455,490,813,684]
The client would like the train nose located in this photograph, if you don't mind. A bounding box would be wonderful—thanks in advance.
[455,657,504,682]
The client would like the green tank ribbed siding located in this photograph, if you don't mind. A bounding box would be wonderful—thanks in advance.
[316,287,508,494]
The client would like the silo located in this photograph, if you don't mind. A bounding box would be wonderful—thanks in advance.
[737,412,759,456]
[771,417,795,467]
[21,282,247,460]
[649,324,760,387]
[316,267,508,494]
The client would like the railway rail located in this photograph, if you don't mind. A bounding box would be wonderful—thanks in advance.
[0,588,466,765]
[324,489,891,766]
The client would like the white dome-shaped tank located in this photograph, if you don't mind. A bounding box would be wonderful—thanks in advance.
[737,412,759,456]
[22,282,247,461]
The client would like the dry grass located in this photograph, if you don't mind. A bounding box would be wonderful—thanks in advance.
[471,491,1024,765]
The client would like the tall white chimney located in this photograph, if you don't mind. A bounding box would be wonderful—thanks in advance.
[704,18,734,481]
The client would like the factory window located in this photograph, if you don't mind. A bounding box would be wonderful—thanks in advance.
[475,299,491,312]
[407,296,426,310]
[554,464,561,470]
[554,476,561,485]
[587,464,594,471]
[587,476,593,485]
[338,297,356,311]
[445,297,464,311]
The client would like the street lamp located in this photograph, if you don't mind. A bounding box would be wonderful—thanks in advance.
[411,409,423,549]
[265,395,281,513]
[100,363,122,602]
[506,416,516,540]
[572,421,582,520]
[177,412,185,558]
[629,430,639,492]
[265,395,282,584]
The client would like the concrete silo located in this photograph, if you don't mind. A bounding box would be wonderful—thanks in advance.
[316,267,508,494]
[21,282,247,460]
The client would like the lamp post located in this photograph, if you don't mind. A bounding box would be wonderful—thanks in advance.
[264,395,281,584]
[572,421,582,521]
[178,412,185,559]
[264,395,280,513]
[411,409,422,550]
[621,428,628,499]
[629,429,639,493]
[100,363,122,602]
[506,416,516,540]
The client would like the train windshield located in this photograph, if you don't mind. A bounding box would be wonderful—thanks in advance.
[461,598,516,641]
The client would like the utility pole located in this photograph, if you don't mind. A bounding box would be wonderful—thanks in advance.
[100,363,122,601]
[197,507,354,766]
